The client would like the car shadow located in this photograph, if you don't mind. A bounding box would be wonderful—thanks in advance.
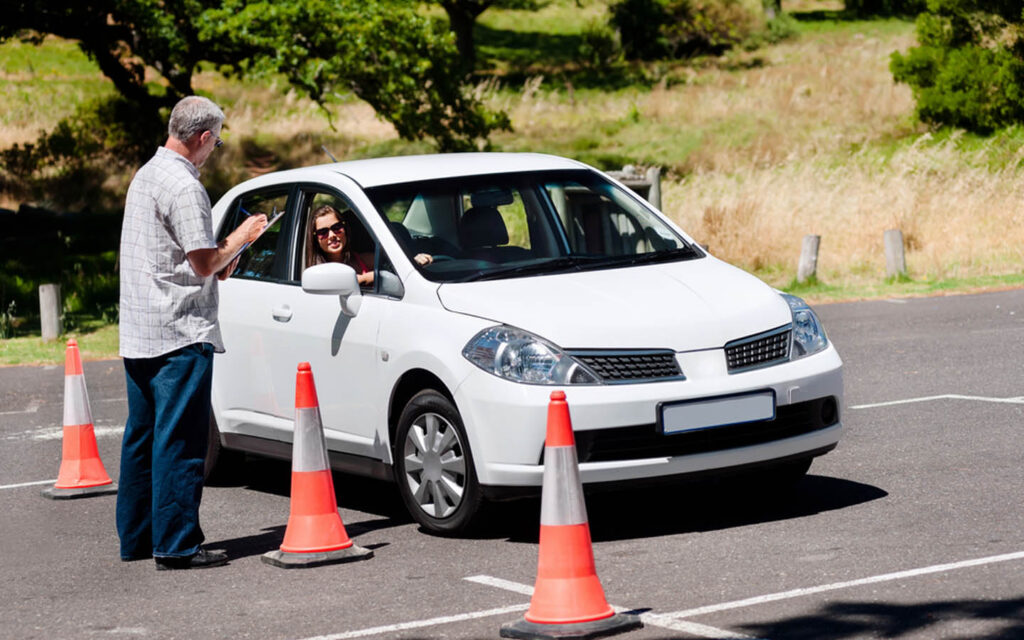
[738,597,1024,639]
[221,455,887,544]
[230,454,413,524]
[490,474,888,544]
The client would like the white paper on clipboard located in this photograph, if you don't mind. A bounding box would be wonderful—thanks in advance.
[229,207,286,264]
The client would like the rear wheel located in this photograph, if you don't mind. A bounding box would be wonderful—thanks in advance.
[394,390,482,535]
[204,414,244,485]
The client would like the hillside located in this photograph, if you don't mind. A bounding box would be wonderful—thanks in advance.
[2,0,1023,303]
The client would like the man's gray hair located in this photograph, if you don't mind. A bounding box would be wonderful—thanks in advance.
[168,96,225,142]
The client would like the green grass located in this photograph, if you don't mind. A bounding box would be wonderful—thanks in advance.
[0,321,118,366]
[0,38,114,134]
[783,272,1024,304]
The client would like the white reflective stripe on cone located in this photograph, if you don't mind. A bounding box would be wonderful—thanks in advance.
[292,407,331,472]
[540,445,588,526]
[63,375,92,427]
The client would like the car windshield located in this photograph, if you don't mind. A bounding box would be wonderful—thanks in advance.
[365,169,703,283]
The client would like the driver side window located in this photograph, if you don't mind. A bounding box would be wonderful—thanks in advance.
[301,190,400,297]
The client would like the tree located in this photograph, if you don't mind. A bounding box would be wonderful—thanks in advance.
[890,0,1024,132]
[428,0,545,70]
[0,0,510,157]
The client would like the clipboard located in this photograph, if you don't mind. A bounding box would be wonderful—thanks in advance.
[229,206,286,264]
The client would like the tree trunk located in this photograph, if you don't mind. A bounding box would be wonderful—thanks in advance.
[440,1,491,71]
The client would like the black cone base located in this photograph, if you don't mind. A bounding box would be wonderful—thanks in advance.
[261,543,373,569]
[500,613,642,639]
[41,483,118,500]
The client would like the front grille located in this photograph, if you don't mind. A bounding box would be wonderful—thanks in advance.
[565,396,838,464]
[725,325,791,373]
[569,351,683,383]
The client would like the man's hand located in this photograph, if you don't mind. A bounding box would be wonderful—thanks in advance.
[188,213,268,278]
[239,213,268,243]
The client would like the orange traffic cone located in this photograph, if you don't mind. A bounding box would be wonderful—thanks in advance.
[262,362,373,568]
[42,339,117,500]
[501,391,641,639]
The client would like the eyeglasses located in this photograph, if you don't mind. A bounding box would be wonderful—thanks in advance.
[314,221,346,239]
[214,137,223,148]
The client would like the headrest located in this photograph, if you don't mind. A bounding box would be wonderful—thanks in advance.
[388,221,414,254]
[459,206,508,248]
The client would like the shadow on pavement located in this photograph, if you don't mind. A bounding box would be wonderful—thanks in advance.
[739,597,1024,639]
[217,453,887,544]
[494,474,887,543]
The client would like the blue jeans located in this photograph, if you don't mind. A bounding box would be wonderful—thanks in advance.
[117,343,213,560]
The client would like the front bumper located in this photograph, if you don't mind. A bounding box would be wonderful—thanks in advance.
[453,344,844,487]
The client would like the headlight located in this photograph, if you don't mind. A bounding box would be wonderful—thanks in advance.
[462,326,600,385]
[782,294,828,359]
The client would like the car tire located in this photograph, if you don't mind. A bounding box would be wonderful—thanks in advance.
[204,414,244,486]
[394,389,483,535]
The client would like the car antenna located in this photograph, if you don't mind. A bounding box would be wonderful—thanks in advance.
[321,145,339,163]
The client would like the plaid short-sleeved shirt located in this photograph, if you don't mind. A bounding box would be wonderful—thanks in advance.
[119,147,224,358]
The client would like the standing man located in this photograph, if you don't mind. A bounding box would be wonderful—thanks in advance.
[117,96,266,570]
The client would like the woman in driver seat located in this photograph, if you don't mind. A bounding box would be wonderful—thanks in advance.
[305,205,432,287]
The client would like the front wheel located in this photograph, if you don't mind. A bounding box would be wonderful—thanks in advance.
[204,414,244,486]
[394,390,482,535]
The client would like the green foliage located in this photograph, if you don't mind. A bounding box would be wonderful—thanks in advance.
[577,20,625,69]
[890,0,1024,132]
[199,1,510,151]
[1,94,166,209]
[610,0,671,60]
[1,0,510,161]
[610,0,769,60]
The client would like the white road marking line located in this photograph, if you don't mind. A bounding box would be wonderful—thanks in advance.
[465,575,750,639]
[295,604,529,640]
[643,615,761,639]
[851,394,1024,409]
[1,424,125,442]
[465,574,534,595]
[0,399,42,416]
[0,479,56,490]
[882,299,908,304]
[662,550,1024,620]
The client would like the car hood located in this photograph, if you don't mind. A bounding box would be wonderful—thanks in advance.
[436,257,792,351]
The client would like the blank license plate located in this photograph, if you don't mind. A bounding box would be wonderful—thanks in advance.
[659,391,775,435]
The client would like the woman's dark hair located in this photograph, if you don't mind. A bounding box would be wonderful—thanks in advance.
[304,205,350,268]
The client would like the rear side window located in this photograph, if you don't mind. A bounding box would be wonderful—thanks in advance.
[218,189,293,282]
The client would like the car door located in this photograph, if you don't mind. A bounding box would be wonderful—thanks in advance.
[216,182,389,462]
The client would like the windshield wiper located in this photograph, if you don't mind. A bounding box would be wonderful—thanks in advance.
[601,245,703,267]
[457,255,605,282]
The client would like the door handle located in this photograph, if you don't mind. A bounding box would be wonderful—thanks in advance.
[271,305,293,322]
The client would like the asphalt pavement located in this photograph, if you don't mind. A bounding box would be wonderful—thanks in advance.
[1,289,1022,640]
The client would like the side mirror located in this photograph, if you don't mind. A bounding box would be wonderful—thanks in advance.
[301,263,362,317]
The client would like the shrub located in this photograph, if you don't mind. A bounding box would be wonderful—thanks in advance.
[577,20,625,69]
[610,0,672,60]
[891,1,1024,133]
[610,0,772,61]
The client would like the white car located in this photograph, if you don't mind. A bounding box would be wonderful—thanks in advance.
[207,153,843,534]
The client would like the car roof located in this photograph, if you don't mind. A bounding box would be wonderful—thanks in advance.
[322,152,590,188]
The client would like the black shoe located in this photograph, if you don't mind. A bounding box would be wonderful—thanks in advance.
[155,548,228,571]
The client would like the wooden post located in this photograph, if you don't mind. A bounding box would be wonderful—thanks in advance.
[883,229,907,278]
[39,283,62,342]
[645,166,662,210]
[797,234,820,283]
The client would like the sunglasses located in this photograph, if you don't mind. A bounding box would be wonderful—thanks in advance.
[314,221,346,239]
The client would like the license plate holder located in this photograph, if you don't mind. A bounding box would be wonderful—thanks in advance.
[658,390,776,435]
